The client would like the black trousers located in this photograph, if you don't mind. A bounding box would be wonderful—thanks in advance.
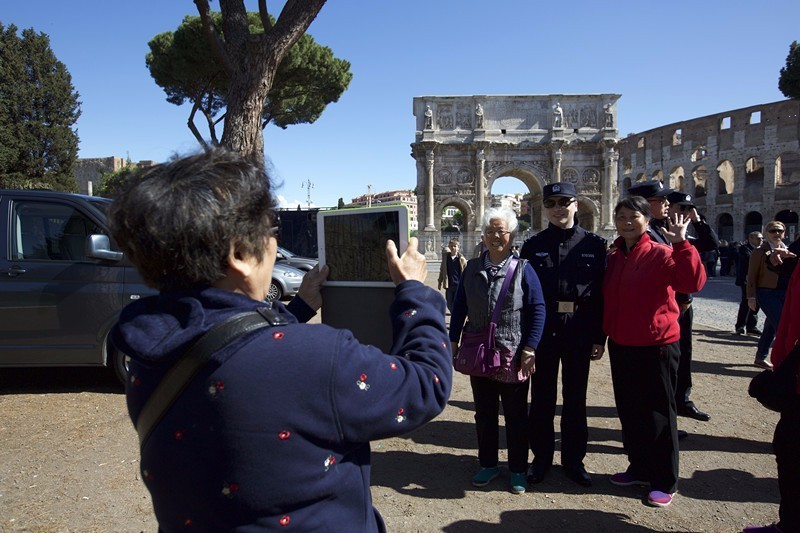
[675,306,694,407]
[735,285,758,331]
[609,339,680,493]
[528,345,591,468]
[774,395,800,532]
[470,376,530,473]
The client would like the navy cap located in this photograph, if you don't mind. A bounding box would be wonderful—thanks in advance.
[627,179,673,199]
[667,191,694,206]
[543,182,577,199]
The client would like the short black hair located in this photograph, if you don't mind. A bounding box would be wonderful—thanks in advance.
[108,148,277,291]
[614,195,651,220]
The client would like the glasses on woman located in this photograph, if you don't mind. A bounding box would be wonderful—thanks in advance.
[768,228,785,234]
[543,197,576,209]
[486,230,511,238]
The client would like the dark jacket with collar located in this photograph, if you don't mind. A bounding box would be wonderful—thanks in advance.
[111,282,451,532]
[520,224,607,350]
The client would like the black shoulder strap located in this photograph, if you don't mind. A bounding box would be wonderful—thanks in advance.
[135,307,286,449]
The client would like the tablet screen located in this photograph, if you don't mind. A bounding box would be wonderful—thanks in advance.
[317,206,409,287]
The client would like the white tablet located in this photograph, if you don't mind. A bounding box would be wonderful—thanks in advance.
[317,205,409,287]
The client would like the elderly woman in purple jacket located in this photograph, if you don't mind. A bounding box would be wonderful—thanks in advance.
[109,148,452,532]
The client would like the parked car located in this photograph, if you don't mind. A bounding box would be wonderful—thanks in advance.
[276,245,318,272]
[269,261,304,301]
[0,189,156,383]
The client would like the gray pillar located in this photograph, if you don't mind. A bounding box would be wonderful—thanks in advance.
[425,149,435,230]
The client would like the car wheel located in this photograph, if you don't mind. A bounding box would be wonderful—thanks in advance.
[109,343,130,385]
[268,281,282,302]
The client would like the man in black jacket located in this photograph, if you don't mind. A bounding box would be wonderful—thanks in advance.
[627,182,718,423]
[520,182,606,487]
[735,231,765,335]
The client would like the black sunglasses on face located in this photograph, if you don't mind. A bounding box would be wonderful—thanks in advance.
[543,197,576,209]
[768,228,785,234]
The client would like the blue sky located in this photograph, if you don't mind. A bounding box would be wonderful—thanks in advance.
[3,1,799,208]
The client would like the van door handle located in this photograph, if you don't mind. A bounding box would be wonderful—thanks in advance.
[3,265,27,277]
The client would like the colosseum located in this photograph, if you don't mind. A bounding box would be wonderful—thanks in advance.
[618,98,800,244]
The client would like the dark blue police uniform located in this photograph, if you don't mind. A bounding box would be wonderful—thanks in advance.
[520,223,606,481]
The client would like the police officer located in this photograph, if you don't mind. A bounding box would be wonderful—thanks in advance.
[627,180,718,424]
[520,182,606,487]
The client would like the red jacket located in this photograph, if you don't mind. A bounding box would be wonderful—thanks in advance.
[771,263,800,394]
[603,234,706,347]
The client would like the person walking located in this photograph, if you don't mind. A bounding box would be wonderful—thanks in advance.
[438,238,468,313]
[604,196,706,508]
[735,232,764,336]
[520,182,606,488]
[747,221,792,369]
[449,207,546,495]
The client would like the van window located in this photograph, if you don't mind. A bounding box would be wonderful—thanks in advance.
[12,201,104,261]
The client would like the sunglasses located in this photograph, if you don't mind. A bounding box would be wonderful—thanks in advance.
[768,228,785,234]
[543,197,576,209]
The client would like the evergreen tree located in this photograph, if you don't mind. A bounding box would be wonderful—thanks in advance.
[778,40,800,99]
[147,11,351,150]
[0,23,81,191]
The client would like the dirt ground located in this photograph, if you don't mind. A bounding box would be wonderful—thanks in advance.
[0,284,782,532]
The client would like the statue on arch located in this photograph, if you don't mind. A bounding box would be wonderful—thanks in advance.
[475,103,484,129]
[553,102,564,128]
[604,103,614,128]
[424,105,433,129]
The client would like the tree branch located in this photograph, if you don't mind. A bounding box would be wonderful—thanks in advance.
[194,0,235,76]
[267,0,327,63]
[187,100,210,151]
[258,0,272,32]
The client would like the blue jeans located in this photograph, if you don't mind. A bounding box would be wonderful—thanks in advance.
[755,288,786,358]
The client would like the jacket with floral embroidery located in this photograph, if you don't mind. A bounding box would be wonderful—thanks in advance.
[111,281,452,532]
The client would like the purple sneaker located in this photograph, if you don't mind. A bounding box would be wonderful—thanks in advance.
[609,471,647,486]
[647,490,675,507]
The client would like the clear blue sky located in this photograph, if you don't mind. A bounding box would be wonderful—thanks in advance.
[3,1,799,208]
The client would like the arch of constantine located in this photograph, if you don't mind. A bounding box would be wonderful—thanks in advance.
[411,95,621,257]
[617,99,800,243]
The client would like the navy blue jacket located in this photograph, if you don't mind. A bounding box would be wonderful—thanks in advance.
[520,224,607,350]
[111,281,451,532]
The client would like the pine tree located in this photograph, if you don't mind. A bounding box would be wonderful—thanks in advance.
[778,40,800,99]
[0,23,81,191]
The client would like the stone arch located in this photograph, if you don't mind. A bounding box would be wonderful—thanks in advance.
[745,157,763,188]
[576,195,601,232]
[435,195,477,254]
[777,151,800,185]
[652,169,664,180]
[622,177,632,192]
[669,166,684,191]
[485,164,544,233]
[717,160,735,195]
[693,165,708,198]
[744,211,763,237]
[775,210,799,243]
[716,212,734,242]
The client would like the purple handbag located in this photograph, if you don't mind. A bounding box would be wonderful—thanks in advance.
[453,257,518,377]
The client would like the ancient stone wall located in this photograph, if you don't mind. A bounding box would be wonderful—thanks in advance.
[617,99,800,242]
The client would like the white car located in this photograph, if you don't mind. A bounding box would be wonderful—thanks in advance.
[270,261,305,301]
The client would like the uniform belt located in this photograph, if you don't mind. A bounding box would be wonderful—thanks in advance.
[556,301,576,313]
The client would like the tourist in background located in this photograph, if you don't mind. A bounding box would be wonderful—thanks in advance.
[520,182,606,488]
[747,221,791,369]
[438,238,468,313]
[735,232,765,336]
[604,196,706,508]
[449,207,546,495]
